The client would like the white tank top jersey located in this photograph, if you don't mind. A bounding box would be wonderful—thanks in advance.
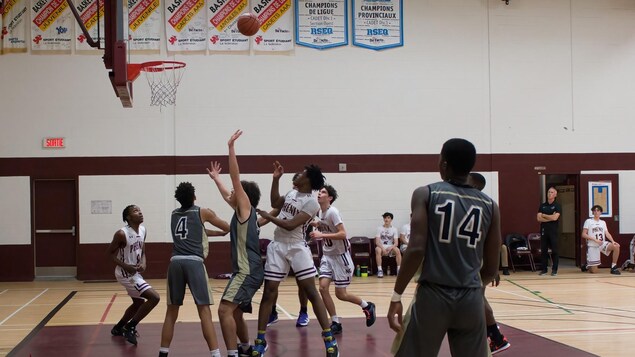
[274,190,320,243]
[400,223,411,244]
[318,206,349,256]
[583,218,608,248]
[115,225,146,278]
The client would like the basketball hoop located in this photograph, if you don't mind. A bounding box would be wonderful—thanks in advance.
[128,61,186,107]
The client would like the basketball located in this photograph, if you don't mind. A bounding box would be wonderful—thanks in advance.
[237,12,260,36]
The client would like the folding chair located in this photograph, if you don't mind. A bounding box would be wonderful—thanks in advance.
[506,233,535,272]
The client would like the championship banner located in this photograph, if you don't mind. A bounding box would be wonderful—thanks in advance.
[251,0,293,52]
[207,0,249,51]
[1,0,28,53]
[72,0,104,52]
[295,0,347,49]
[31,0,73,53]
[165,0,207,52]
[352,0,402,50]
[129,0,161,52]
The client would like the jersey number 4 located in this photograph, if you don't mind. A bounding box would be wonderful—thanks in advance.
[175,217,189,240]
[435,200,482,248]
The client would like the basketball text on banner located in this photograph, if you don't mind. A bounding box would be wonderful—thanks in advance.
[30,0,73,53]
[128,0,161,52]
[72,0,104,52]
[352,0,403,50]
[207,0,249,51]
[295,0,347,50]
[2,0,29,53]
[252,0,293,52]
[164,0,207,52]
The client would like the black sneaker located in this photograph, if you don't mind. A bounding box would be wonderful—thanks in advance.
[363,302,376,327]
[238,344,253,357]
[611,266,621,275]
[111,325,124,336]
[502,268,510,276]
[490,336,511,354]
[123,325,138,345]
[551,271,558,276]
[330,321,343,335]
[581,264,587,272]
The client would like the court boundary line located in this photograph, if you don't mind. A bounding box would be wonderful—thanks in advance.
[6,290,77,357]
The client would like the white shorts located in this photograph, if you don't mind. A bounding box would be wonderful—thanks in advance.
[116,273,152,299]
[586,241,611,267]
[264,240,317,281]
[319,252,354,288]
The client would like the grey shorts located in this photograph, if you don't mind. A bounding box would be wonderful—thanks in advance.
[221,271,264,313]
[166,257,214,306]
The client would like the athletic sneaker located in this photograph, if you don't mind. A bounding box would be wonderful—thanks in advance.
[323,333,339,357]
[611,266,622,275]
[330,321,343,335]
[538,270,548,276]
[251,339,267,357]
[490,336,511,354]
[581,264,588,272]
[296,312,310,327]
[621,260,634,271]
[377,270,384,278]
[238,344,253,357]
[363,302,376,327]
[122,325,138,345]
[502,267,510,276]
[551,271,558,276]
[267,312,279,326]
[111,325,124,336]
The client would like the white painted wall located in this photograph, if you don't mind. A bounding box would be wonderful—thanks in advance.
[0,177,31,245]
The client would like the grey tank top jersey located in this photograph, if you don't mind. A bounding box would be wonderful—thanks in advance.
[419,181,494,288]
[230,207,262,275]
[170,205,208,259]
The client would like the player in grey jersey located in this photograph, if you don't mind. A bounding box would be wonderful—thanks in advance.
[388,138,501,357]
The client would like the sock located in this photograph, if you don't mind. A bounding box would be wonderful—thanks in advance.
[239,342,250,351]
[360,300,369,308]
[227,350,238,357]
[331,316,340,323]
[271,305,277,315]
[487,324,503,343]
[299,306,308,314]
[612,263,617,268]
[159,347,169,357]
[257,331,266,341]
[210,348,221,357]
[397,266,400,273]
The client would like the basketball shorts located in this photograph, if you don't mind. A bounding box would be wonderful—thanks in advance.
[264,240,316,281]
[221,271,264,313]
[116,272,152,299]
[381,244,396,256]
[587,241,611,267]
[166,257,214,306]
[319,253,354,288]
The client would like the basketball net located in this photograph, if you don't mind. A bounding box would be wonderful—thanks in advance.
[130,61,186,107]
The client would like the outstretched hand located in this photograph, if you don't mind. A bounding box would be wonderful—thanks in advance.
[228,129,243,147]
[273,161,284,179]
[207,161,222,180]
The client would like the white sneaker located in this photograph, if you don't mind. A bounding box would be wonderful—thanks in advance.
[377,270,384,278]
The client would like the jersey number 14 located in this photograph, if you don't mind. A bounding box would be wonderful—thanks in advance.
[435,200,483,248]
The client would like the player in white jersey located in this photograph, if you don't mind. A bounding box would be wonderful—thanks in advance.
[582,205,621,275]
[375,212,401,278]
[399,219,410,253]
[107,205,160,345]
[310,184,376,335]
[254,161,339,357]
[621,235,635,271]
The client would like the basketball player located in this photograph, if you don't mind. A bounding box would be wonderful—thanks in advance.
[388,138,501,357]
[253,162,339,357]
[158,182,230,357]
[108,205,160,345]
[309,184,376,334]
[621,235,635,271]
[207,130,265,357]
[581,205,621,275]
[468,172,510,354]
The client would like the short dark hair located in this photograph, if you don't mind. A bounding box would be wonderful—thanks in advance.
[122,205,135,223]
[382,212,394,219]
[305,164,325,191]
[441,138,476,176]
[292,172,301,182]
[175,182,195,208]
[241,180,261,208]
[469,172,486,191]
[322,184,338,204]
[591,205,603,212]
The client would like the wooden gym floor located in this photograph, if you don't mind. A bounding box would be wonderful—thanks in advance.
[1,261,634,356]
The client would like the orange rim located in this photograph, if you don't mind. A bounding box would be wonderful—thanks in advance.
[127,61,186,82]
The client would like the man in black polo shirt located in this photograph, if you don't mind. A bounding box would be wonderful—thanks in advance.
[537,187,561,276]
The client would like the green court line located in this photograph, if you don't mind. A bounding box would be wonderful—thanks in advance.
[506,280,573,314]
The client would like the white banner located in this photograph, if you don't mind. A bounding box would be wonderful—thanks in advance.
[31,0,73,53]
[129,0,161,52]
[2,0,28,53]
[207,0,249,51]
[295,0,347,49]
[352,0,402,50]
[72,0,104,52]
[165,0,207,52]
[252,0,293,52]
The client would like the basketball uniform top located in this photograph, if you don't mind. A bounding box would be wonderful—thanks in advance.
[400,224,411,244]
[170,205,208,260]
[419,181,494,288]
[273,190,319,243]
[115,225,146,279]
[583,218,607,248]
[318,206,349,256]
[230,207,263,275]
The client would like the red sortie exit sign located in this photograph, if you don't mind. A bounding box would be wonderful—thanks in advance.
[42,137,65,148]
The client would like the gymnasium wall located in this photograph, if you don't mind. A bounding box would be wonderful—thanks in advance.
[2,1,635,279]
